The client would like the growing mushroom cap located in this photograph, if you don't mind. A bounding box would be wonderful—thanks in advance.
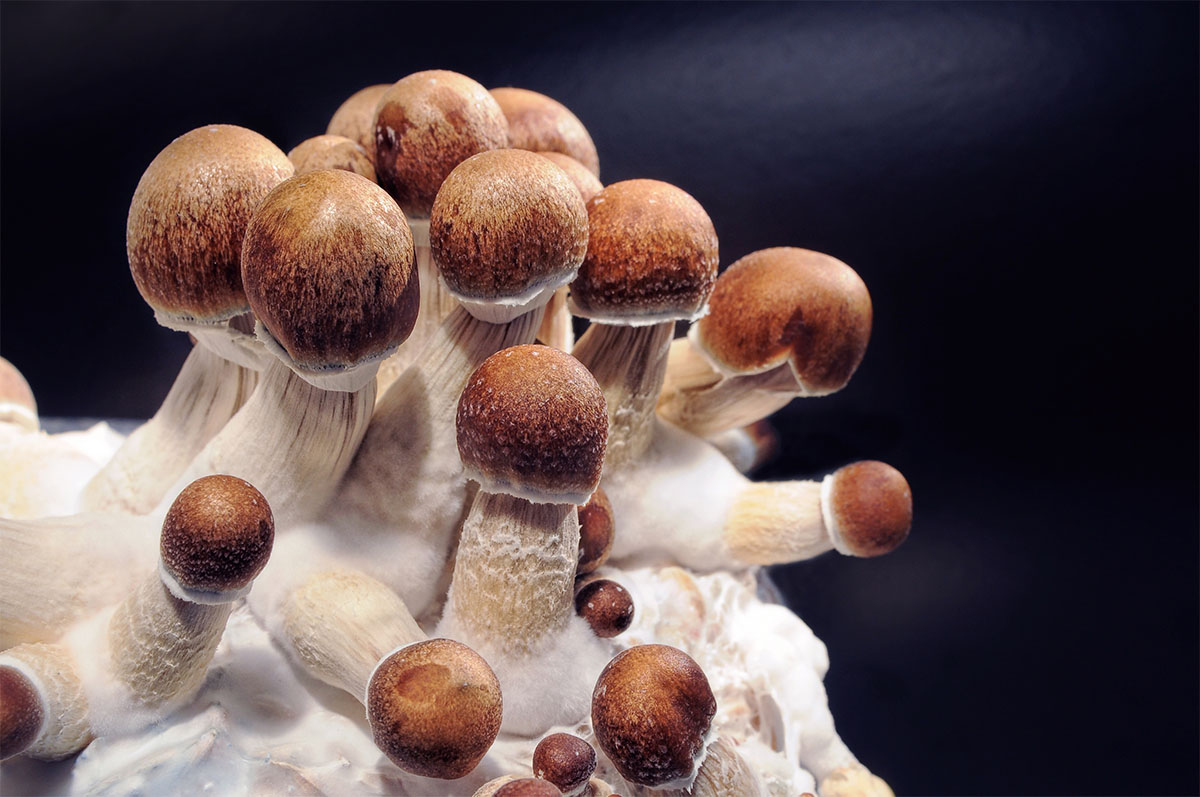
[457,345,608,504]
[533,733,597,795]
[288,134,376,182]
[495,778,564,797]
[0,665,43,760]
[693,247,872,391]
[127,124,293,324]
[373,70,509,218]
[824,460,913,557]
[366,638,502,780]
[569,179,719,325]
[574,579,634,638]
[536,152,603,203]
[327,83,391,160]
[576,486,615,575]
[491,87,600,177]
[0,356,37,431]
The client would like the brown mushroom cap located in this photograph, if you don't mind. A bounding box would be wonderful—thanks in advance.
[0,357,37,428]
[576,486,615,575]
[430,149,587,303]
[570,180,718,325]
[241,169,418,372]
[127,124,293,324]
[457,345,608,503]
[288,134,377,182]
[0,665,43,761]
[495,779,563,797]
[574,579,634,638]
[695,247,872,392]
[160,475,274,595]
[536,152,603,204]
[826,460,913,557]
[533,733,597,794]
[591,644,716,787]
[327,83,391,161]
[491,87,600,178]
[366,638,502,780]
[374,70,509,218]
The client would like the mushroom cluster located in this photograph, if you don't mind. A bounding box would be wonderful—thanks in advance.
[0,70,914,797]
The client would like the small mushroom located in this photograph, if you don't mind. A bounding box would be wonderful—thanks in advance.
[494,779,564,797]
[533,733,596,797]
[573,579,633,638]
[288,134,376,181]
[0,664,43,760]
[576,486,615,576]
[0,643,91,761]
[326,82,391,162]
[491,87,600,177]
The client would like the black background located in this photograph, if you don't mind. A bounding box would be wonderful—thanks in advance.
[2,3,1197,794]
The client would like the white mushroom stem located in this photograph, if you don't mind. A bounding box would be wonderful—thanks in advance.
[651,737,765,797]
[536,286,575,351]
[81,344,258,515]
[0,643,91,760]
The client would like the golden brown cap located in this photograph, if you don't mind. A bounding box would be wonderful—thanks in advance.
[160,475,274,598]
[374,70,508,218]
[0,665,43,761]
[491,87,599,178]
[327,83,391,161]
[694,247,872,392]
[591,644,716,787]
[576,486,614,575]
[366,638,502,780]
[288,134,377,182]
[533,733,596,795]
[574,579,634,638]
[536,152,603,204]
[824,460,912,557]
[570,180,718,325]
[457,345,607,504]
[241,169,418,376]
[0,356,37,431]
[495,780,563,797]
[127,124,293,324]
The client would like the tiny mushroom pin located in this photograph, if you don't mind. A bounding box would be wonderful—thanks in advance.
[533,733,597,797]
[288,134,377,181]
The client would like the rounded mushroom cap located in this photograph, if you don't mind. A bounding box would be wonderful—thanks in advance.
[491,87,599,177]
[327,83,391,161]
[0,665,43,761]
[457,345,608,504]
[496,778,564,797]
[430,149,587,314]
[533,733,597,795]
[288,134,377,182]
[825,460,913,557]
[576,486,615,575]
[127,124,293,324]
[574,579,634,638]
[160,475,274,597]
[536,152,603,204]
[570,179,718,325]
[0,357,38,431]
[694,247,872,392]
[241,169,418,378]
[366,638,502,780]
[591,644,716,787]
[373,70,509,218]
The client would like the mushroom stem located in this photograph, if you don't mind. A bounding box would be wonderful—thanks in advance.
[536,286,575,351]
[652,737,765,797]
[0,643,91,761]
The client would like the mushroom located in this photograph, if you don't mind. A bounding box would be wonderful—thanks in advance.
[576,486,615,576]
[0,356,37,432]
[574,579,634,638]
[704,419,780,475]
[288,134,377,181]
[657,247,873,438]
[326,82,391,162]
[533,733,597,797]
[0,643,91,760]
[491,87,600,177]
[495,779,565,797]
[0,663,43,760]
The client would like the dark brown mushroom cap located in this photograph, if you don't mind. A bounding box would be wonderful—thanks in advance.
[570,180,718,324]
[532,733,596,794]
[241,169,418,370]
[366,638,502,780]
[696,247,872,392]
[430,149,587,301]
[0,666,43,761]
[591,644,716,787]
[374,70,509,218]
[327,83,391,161]
[0,357,36,417]
[160,475,274,594]
[491,87,600,178]
[576,486,615,575]
[457,345,607,501]
[288,134,377,182]
[828,460,913,557]
[574,579,634,638]
[536,152,603,204]
[495,779,563,797]
[127,124,293,323]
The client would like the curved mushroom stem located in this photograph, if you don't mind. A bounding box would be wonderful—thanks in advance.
[0,643,92,761]
[651,737,765,797]
[705,420,780,475]
[536,286,575,351]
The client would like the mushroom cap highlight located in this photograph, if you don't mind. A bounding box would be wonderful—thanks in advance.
[373,70,509,218]
[591,644,716,787]
[491,87,600,177]
[694,247,872,392]
[536,152,603,203]
[0,665,43,761]
[288,134,377,182]
[366,638,502,780]
[495,778,564,797]
[532,733,596,795]
[127,124,293,324]
[570,179,719,325]
[160,475,274,594]
[457,345,608,504]
[327,83,391,161]
[825,460,913,557]
[574,579,634,638]
[241,169,419,374]
[576,486,615,575]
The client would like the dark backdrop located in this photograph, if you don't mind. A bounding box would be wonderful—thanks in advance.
[2,3,1197,794]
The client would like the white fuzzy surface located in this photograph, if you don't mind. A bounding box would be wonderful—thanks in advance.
[0,422,124,519]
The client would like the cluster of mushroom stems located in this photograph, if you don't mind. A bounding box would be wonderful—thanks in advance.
[0,69,913,796]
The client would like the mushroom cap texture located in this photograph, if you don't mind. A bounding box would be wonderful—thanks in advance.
[160,475,275,593]
[288,134,377,182]
[574,579,634,639]
[697,247,872,390]
[374,70,509,218]
[0,357,36,416]
[491,87,600,177]
[241,169,419,370]
[591,644,716,787]
[533,733,597,794]
[570,179,718,323]
[326,83,391,161]
[457,345,608,500]
[576,486,615,575]
[127,124,294,322]
[366,638,502,780]
[536,152,604,204]
[0,665,43,760]
[430,149,588,301]
[829,460,913,557]
[495,778,565,797]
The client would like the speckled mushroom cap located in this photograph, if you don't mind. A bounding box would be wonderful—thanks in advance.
[576,486,615,575]
[159,475,274,603]
[241,169,418,390]
[0,356,38,431]
[0,665,43,761]
[373,70,509,218]
[574,579,634,638]
[822,460,913,557]
[366,638,502,780]
[431,149,588,322]
[569,180,719,326]
[127,124,293,325]
[457,345,608,505]
[495,778,564,797]
[591,644,716,788]
[537,152,603,203]
[692,247,873,393]
[327,83,391,161]
[491,87,600,178]
[533,733,596,795]
[288,134,377,182]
